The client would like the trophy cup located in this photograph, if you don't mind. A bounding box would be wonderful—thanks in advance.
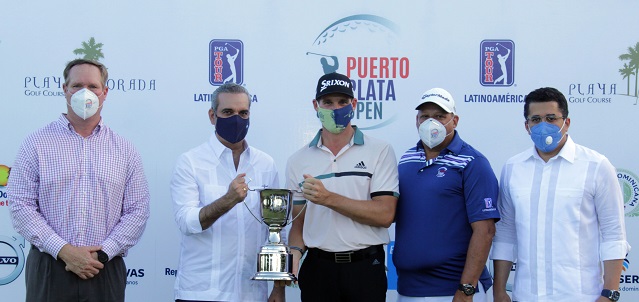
[247,188,298,281]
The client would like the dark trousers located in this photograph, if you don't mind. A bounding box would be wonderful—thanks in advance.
[25,246,127,302]
[298,246,387,302]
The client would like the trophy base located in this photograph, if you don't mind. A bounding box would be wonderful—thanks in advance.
[251,244,297,282]
[251,271,297,281]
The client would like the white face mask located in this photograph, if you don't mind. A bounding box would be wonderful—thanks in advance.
[418,117,454,149]
[68,88,101,120]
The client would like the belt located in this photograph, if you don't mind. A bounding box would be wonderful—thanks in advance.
[306,245,383,263]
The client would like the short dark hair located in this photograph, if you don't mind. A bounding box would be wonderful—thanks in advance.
[63,59,109,87]
[210,83,252,111]
[523,87,569,119]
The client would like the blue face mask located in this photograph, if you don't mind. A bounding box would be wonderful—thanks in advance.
[529,121,565,153]
[317,104,354,134]
[216,115,249,144]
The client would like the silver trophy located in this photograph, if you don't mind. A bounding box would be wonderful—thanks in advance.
[244,188,300,281]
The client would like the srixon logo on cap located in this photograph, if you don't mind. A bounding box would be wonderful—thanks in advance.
[320,79,351,92]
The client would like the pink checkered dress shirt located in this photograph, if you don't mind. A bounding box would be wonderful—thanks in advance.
[8,114,150,260]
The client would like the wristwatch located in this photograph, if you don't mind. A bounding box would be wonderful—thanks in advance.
[458,283,477,296]
[601,289,620,301]
[96,250,109,264]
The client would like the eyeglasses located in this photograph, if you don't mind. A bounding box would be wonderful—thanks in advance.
[526,114,565,124]
[67,85,105,96]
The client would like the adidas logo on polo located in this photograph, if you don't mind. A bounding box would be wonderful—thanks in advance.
[372,259,381,265]
[354,161,367,169]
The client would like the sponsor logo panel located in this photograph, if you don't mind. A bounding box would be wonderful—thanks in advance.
[0,235,25,286]
[307,14,411,130]
[209,39,244,86]
[480,40,514,87]
[23,37,156,98]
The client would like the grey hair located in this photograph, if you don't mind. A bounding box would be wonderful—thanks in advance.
[210,83,252,111]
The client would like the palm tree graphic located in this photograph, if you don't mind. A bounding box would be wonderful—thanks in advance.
[619,42,639,104]
[619,63,635,96]
[73,37,104,61]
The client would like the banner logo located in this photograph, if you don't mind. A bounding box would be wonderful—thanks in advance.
[307,14,410,130]
[209,39,244,86]
[0,235,26,285]
[618,41,639,105]
[618,168,639,217]
[0,164,9,207]
[0,165,9,187]
[480,40,514,86]
[73,37,105,61]
[23,37,156,96]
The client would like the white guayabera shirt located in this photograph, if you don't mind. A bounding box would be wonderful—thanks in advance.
[492,136,630,302]
[171,134,280,302]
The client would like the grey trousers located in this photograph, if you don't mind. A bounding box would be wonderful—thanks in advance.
[25,246,127,302]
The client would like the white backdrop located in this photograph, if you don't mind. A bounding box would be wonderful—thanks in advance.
[1,1,639,301]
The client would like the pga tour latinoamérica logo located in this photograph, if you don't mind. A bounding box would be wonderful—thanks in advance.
[306,14,411,130]
[480,40,515,87]
[209,39,244,86]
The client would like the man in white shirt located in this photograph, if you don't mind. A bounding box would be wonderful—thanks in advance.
[491,87,630,302]
[170,83,284,302]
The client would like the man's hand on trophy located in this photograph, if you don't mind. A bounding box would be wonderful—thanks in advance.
[301,174,334,207]
[227,173,249,203]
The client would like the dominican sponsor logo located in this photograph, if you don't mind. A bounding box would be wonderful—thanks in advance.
[165,267,178,276]
[306,14,410,130]
[620,257,639,292]
[126,268,145,286]
[0,164,9,207]
[0,235,26,285]
[480,40,514,86]
[209,39,243,86]
[0,164,9,187]
[617,168,639,217]
[23,37,156,97]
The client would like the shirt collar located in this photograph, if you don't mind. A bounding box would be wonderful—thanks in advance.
[526,134,575,163]
[208,133,249,159]
[58,113,103,135]
[308,125,364,148]
[555,135,575,163]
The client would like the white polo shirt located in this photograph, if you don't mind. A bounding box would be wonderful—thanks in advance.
[286,126,399,252]
[492,136,630,302]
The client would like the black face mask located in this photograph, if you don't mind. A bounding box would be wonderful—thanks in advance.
[216,115,250,144]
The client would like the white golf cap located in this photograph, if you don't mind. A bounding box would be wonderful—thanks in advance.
[416,88,456,113]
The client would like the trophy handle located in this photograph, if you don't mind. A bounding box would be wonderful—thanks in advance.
[242,200,270,227]
[285,202,307,226]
